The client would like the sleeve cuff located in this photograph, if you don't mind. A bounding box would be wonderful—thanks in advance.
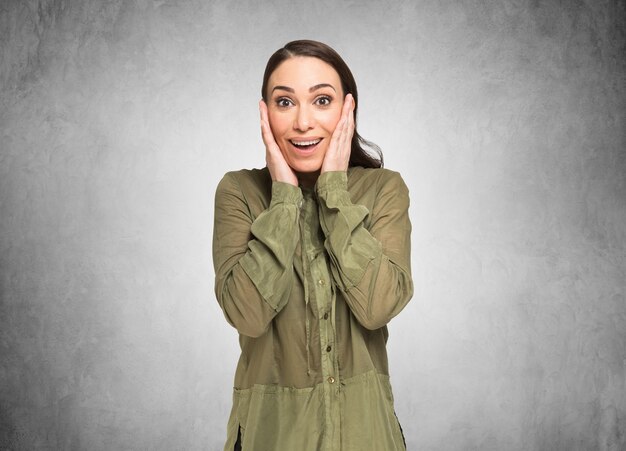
[316,171,352,206]
[316,171,347,191]
[270,181,303,207]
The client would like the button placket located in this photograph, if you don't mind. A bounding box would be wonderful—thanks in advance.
[311,255,337,388]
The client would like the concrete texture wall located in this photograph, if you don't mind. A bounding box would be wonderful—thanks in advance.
[1,0,624,450]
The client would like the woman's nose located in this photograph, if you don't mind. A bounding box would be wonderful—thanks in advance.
[294,106,314,131]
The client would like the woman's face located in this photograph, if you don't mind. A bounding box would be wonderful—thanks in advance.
[266,56,344,175]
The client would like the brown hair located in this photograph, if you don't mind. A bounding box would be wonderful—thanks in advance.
[261,40,383,169]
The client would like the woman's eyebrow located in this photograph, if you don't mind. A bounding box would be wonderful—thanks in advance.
[272,85,294,93]
[271,83,337,94]
[309,83,336,93]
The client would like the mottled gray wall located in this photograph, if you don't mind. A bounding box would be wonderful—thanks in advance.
[1,0,624,450]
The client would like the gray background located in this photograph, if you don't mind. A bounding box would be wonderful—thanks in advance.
[1,0,625,450]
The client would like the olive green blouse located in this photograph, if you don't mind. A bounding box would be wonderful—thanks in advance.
[213,167,413,451]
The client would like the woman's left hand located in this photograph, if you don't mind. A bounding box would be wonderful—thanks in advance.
[321,94,355,173]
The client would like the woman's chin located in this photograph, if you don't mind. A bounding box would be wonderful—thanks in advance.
[288,161,323,186]
[286,157,324,177]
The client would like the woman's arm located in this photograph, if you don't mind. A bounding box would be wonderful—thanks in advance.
[213,172,302,337]
[316,170,413,330]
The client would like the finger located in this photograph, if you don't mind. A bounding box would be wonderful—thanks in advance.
[259,101,279,151]
[341,118,351,155]
[329,114,345,152]
[344,93,353,114]
[259,100,271,134]
[339,95,352,145]
[343,95,353,124]
[259,99,269,123]
[340,96,355,156]
[340,95,354,135]
[342,95,354,139]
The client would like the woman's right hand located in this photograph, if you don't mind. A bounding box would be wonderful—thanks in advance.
[259,100,298,186]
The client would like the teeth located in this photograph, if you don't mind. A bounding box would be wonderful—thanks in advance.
[291,139,321,147]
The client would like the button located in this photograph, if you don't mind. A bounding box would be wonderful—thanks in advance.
[318,279,325,286]
[327,376,335,384]
[323,313,329,320]
[326,345,332,352]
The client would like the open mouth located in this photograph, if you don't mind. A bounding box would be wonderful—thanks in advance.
[289,138,322,151]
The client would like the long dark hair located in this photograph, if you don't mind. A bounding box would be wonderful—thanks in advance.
[261,40,383,169]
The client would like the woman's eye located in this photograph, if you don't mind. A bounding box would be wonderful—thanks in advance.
[315,96,332,106]
[276,98,293,108]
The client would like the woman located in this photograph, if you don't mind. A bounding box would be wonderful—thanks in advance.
[213,40,413,450]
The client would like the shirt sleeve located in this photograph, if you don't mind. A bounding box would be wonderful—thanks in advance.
[316,170,413,330]
[213,172,303,337]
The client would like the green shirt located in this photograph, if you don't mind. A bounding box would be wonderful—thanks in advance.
[213,167,413,450]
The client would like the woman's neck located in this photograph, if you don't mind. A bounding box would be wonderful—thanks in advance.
[297,171,320,189]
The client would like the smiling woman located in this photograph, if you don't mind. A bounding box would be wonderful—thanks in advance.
[263,56,345,182]
[212,40,413,451]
